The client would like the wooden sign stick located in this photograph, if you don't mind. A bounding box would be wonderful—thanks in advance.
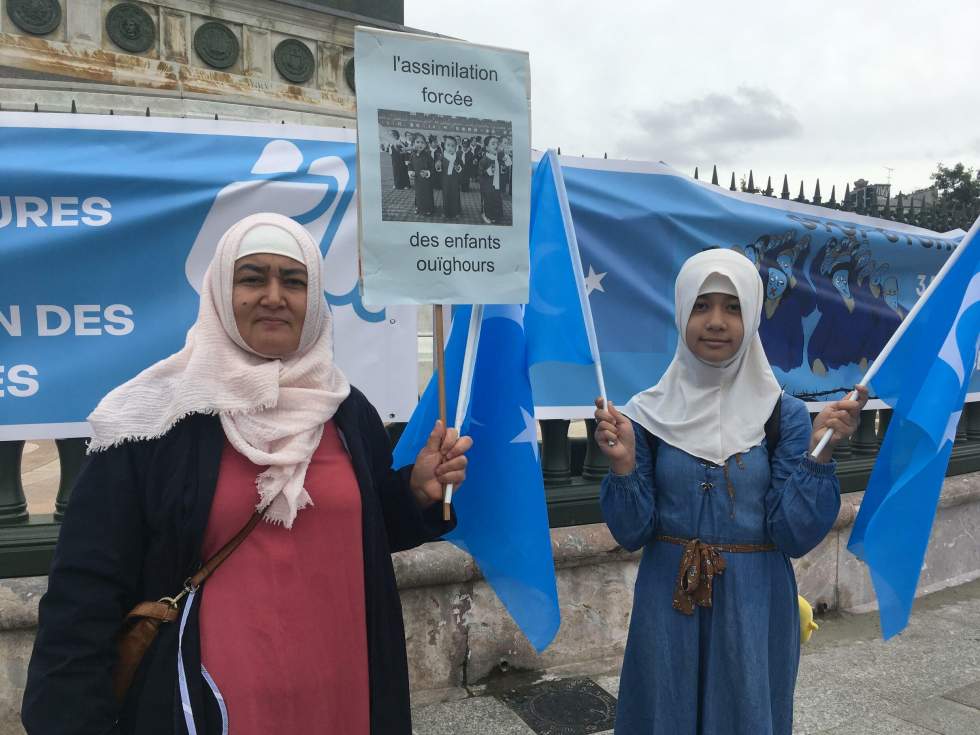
[432,305,449,519]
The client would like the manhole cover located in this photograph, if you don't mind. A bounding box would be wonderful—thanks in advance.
[497,677,616,735]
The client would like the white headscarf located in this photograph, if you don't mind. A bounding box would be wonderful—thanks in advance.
[621,248,782,465]
[87,213,351,528]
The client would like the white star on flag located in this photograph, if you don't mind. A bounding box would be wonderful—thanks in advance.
[510,406,539,461]
[584,265,607,295]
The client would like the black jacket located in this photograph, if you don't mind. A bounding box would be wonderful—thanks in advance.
[22,387,451,734]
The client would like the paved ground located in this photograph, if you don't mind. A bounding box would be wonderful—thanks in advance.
[378,158,513,226]
[412,577,980,734]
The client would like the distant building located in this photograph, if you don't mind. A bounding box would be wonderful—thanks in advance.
[846,179,891,210]
[890,186,939,211]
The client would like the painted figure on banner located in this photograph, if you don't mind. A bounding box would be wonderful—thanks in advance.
[862,267,905,365]
[756,232,816,372]
[807,237,873,376]
[389,130,411,190]
[479,135,507,225]
[410,134,435,216]
[440,136,464,220]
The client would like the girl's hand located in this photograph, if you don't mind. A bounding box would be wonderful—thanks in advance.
[809,385,869,463]
[594,398,636,475]
[410,420,473,508]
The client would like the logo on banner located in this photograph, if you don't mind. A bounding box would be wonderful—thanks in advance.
[184,139,384,322]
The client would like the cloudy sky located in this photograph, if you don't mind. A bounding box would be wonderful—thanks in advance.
[406,1,980,197]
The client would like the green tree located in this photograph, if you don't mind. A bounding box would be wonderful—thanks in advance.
[930,162,980,206]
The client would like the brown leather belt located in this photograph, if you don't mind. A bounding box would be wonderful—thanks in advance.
[656,535,776,615]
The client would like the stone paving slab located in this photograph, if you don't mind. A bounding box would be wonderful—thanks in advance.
[412,579,980,735]
[813,713,937,735]
[890,696,980,735]
[943,681,980,710]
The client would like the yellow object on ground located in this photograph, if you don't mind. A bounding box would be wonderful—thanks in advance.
[798,595,819,643]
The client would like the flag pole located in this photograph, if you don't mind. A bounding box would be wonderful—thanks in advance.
[443,305,484,520]
[433,304,448,499]
[811,216,980,457]
[549,150,614,435]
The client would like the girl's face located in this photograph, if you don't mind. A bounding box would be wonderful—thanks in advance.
[487,138,499,154]
[413,137,425,152]
[445,139,457,155]
[685,292,744,363]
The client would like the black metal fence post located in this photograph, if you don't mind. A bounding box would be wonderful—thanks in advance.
[540,420,572,487]
[54,439,87,522]
[0,441,29,525]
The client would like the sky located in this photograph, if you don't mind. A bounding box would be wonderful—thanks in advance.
[405,1,980,198]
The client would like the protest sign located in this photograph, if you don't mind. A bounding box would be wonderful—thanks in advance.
[354,26,531,305]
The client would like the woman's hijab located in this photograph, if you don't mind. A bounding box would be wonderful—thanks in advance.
[87,212,350,528]
[622,248,782,465]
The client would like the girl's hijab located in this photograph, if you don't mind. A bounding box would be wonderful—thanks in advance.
[622,248,781,465]
[87,212,351,528]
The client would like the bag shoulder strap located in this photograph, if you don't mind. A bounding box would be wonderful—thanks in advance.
[764,395,782,458]
[188,511,263,590]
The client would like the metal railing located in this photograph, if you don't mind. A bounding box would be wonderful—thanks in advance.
[4,404,980,578]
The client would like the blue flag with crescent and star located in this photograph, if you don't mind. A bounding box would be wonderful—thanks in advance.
[393,305,560,652]
[849,217,980,638]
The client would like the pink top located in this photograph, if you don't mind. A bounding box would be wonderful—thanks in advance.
[199,420,370,734]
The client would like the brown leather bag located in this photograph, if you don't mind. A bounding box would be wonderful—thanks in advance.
[111,511,262,702]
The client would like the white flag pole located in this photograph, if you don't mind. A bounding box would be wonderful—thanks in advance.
[811,215,980,458]
[443,304,484,520]
[549,150,611,422]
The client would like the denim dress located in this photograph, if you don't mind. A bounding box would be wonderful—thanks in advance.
[601,394,840,735]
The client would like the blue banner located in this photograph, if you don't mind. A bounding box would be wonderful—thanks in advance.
[0,114,418,440]
[531,157,969,416]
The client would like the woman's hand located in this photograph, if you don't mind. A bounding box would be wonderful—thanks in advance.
[409,420,473,508]
[594,398,637,476]
[809,384,869,463]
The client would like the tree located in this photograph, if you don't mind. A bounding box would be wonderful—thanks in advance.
[930,162,980,206]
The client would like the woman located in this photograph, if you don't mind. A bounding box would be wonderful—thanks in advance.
[594,248,866,734]
[22,213,471,735]
[410,134,435,216]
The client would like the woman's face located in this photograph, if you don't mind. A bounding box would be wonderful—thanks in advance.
[487,138,499,154]
[413,137,425,152]
[685,292,744,363]
[232,253,308,357]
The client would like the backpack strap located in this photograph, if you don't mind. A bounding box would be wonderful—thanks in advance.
[764,394,782,457]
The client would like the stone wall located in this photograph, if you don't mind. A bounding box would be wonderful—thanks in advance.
[0,0,410,123]
[1,473,978,729]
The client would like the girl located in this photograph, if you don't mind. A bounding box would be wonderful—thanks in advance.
[389,130,411,190]
[594,248,866,735]
[479,136,506,224]
[410,134,435,216]
[440,136,464,220]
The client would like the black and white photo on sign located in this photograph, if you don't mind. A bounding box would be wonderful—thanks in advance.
[378,109,513,227]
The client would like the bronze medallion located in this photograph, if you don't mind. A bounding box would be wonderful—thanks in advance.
[194,21,239,69]
[273,39,314,84]
[344,56,355,92]
[106,3,155,54]
[6,0,61,36]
